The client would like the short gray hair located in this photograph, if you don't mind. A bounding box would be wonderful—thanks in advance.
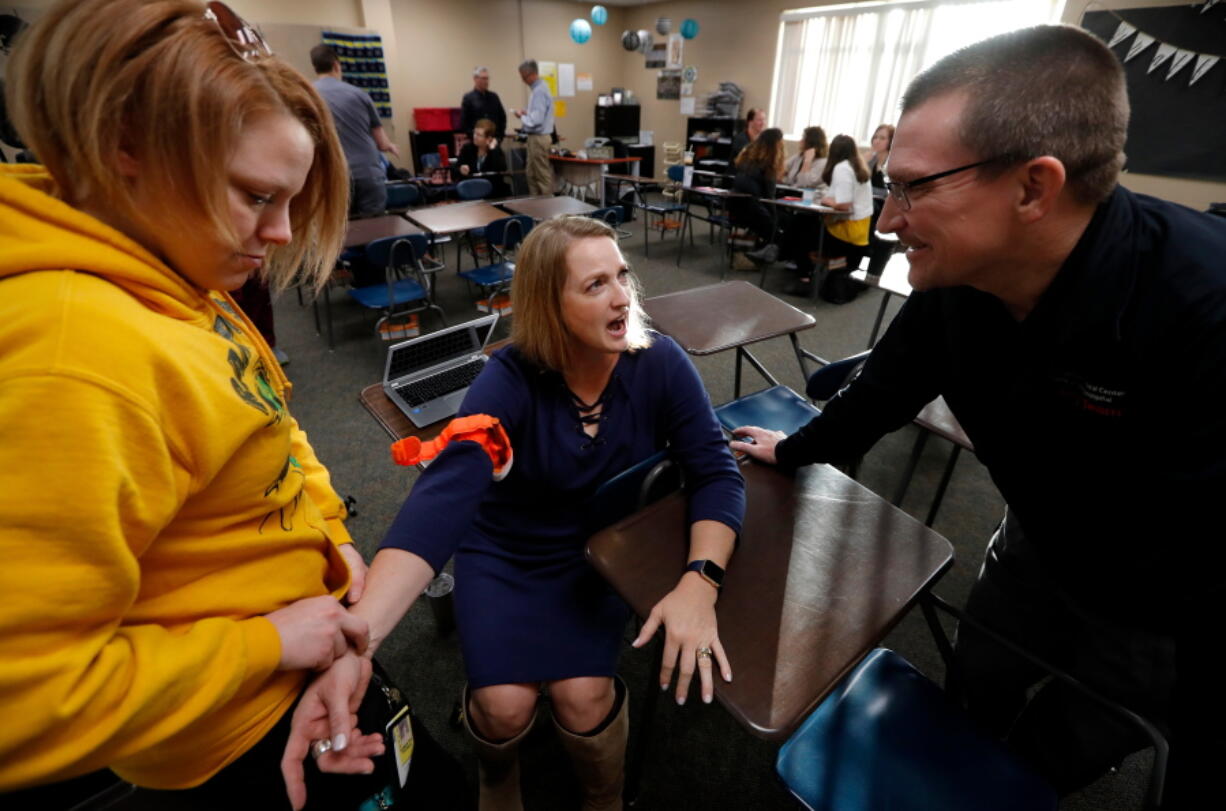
[902,24,1128,205]
[518,59,538,75]
[472,66,488,78]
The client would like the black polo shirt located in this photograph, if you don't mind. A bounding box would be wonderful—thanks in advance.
[776,185,1226,621]
[460,88,506,140]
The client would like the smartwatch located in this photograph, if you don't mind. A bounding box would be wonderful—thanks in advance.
[685,559,725,591]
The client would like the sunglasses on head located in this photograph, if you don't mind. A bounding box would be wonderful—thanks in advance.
[204,1,272,62]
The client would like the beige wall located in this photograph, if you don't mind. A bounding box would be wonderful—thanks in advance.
[4,0,1222,208]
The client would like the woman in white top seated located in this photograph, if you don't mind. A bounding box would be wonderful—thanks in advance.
[782,134,872,297]
[783,126,828,191]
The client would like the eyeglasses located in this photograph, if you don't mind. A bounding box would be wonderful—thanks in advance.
[883,158,1000,211]
[204,1,272,63]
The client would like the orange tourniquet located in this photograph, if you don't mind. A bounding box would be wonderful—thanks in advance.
[390,414,513,480]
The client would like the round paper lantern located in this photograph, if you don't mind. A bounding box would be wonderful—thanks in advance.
[591,5,608,26]
[569,18,592,44]
[620,30,640,51]
[637,29,653,53]
[656,17,672,36]
[680,18,700,39]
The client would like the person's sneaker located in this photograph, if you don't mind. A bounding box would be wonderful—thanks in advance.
[745,244,779,264]
[273,348,290,366]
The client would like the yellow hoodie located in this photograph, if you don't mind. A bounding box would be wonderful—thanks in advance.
[0,165,355,790]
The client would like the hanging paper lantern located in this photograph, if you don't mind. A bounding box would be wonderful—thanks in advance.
[680,18,700,40]
[590,5,608,26]
[569,18,592,44]
[656,17,672,36]
[637,29,653,54]
[620,30,640,51]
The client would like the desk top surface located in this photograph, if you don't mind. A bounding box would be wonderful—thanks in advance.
[404,202,512,234]
[499,195,598,219]
[644,281,816,355]
[686,185,750,199]
[587,460,954,740]
[344,214,425,248]
[605,173,659,183]
[549,155,641,165]
[851,253,913,298]
[762,197,836,214]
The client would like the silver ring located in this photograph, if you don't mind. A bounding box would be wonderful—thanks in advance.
[697,646,713,661]
[310,738,333,759]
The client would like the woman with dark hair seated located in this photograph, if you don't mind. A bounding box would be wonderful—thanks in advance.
[283,216,745,811]
[729,127,785,263]
[771,134,872,297]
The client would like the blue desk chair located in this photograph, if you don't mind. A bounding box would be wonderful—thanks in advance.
[777,592,1168,811]
[589,205,634,241]
[776,648,1058,811]
[458,215,533,306]
[351,234,446,338]
[640,165,687,258]
[385,181,420,212]
[456,178,492,200]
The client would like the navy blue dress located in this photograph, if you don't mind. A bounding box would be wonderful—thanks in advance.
[381,334,745,688]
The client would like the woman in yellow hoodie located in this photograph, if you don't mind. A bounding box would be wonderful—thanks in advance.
[0,1,431,807]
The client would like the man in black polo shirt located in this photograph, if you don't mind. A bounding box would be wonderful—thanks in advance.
[460,66,506,141]
[734,24,1224,808]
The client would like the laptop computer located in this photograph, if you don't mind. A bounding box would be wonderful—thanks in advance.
[382,314,500,428]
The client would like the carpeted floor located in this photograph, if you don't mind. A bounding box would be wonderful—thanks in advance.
[271,207,1150,810]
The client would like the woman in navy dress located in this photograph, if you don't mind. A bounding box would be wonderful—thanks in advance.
[284,216,744,811]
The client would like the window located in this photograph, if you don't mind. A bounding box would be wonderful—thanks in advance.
[770,0,1064,144]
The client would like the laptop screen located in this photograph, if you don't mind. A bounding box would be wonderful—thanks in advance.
[386,316,498,380]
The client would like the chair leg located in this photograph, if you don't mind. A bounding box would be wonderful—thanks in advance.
[892,429,929,507]
[925,445,963,527]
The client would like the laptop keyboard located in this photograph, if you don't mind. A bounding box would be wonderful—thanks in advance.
[393,359,485,407]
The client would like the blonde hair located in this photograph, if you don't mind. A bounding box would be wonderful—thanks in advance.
[6,0,348,292]
[511,216,651,372]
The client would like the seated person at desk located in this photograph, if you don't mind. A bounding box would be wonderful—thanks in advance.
[0,2,460,808]
[456,117,509,197]
[283,216,745,810]
[866,123,895,234]
[796,133,873,299]
[732,24,1226,806]
[729,128,785,261]
[728,107,766,167]
[783,126,829,191]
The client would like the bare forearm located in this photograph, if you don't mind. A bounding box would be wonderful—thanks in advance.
[686,519,735,567]
[352,548,435,654]
[372,126,396,154]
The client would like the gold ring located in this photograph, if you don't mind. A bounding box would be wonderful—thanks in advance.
[310,738,333,759]
[697,647,713,661]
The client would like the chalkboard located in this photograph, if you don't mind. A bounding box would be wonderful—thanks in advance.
[1082,5,1226,182]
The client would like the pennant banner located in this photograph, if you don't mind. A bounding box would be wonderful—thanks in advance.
[1167,48,1196,81]
[1190,53,1220,86]
[1108,20,1136,48]
[1124,33,1155,63]
[1148,42,1176,73]
[1199,0,1219,14]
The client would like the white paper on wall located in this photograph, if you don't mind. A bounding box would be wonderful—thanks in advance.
[1148,42,1176,74]
[1190,53,1220,86]
[1108,20,1136,48]
[1124,33,1155,63]
[559,63,575,97]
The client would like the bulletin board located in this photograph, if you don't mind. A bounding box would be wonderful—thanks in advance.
[1081,3,1226,182]
[321,30,392,119]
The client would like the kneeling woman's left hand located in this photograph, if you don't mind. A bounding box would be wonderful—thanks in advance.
[632,578,732,706]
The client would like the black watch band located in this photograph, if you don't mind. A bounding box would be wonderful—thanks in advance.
[685,559,725,590]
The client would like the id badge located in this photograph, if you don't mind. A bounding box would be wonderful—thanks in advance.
[386,706,414,788]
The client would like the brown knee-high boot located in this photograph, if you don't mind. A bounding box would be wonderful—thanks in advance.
[553,677,628,811]
[462,685,535,811]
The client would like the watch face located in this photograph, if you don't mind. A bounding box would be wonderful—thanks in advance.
[700,560,724,586]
